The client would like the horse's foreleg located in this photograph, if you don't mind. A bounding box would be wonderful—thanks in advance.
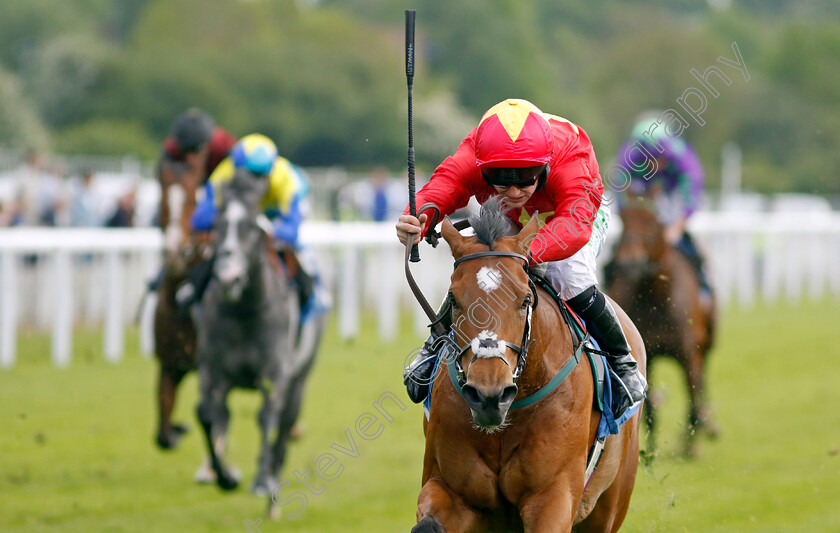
[156,365,189,450]
[270,373,309,477]
[414,478,483,533]
[519,484,577,533]
[643,361,658,456]
[196,374,238,490]
[253,378,288,496]
[682,347,713,457]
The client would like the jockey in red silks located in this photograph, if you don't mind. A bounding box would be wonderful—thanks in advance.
[149,109,237,292]
[157,109,236,235]
[397,98,647,418]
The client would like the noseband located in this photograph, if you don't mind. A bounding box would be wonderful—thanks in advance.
[447,251,538,388]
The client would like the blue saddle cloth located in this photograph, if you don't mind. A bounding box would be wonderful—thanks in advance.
[595,352,642,438]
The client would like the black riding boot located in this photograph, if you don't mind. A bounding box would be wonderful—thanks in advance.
[403,300,453,404]
[293,266,315,311]
[567,286,647,418]
[676,232,713,296]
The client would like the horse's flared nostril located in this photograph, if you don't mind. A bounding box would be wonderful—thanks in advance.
[499,384,518,407]
[462,383,517,411]
[462,384,484,411]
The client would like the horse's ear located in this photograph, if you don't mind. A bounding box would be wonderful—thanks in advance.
[514,212,542,253]
[441,217,465,257]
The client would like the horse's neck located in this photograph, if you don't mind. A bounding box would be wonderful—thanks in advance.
[228,250,287,311]
[521,293,576,384]
[258,250,288,296]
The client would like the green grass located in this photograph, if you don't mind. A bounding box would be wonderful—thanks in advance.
[1,301,839,532]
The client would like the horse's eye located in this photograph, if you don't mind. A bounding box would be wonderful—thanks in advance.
[521,295,532,310]
[448,293,460,311]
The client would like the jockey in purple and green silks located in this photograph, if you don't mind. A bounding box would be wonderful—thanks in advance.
[616,116,711,295]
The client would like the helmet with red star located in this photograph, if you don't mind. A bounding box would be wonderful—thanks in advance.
[475,99,553,191]
[475,99,553,169]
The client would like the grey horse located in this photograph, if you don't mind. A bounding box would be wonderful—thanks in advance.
[194,168,325,495]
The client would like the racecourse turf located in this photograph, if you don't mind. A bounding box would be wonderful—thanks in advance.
[1,300,838,532]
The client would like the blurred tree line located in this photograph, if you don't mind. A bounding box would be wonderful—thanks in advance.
[0,0,837,194]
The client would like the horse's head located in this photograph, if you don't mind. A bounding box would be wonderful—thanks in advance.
[441,199,541,430]
[611,200,667,282]
[212,169,271,302]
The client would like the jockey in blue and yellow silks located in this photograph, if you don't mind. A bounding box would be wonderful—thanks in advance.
[191,134,308,249]
[178,134,328,322]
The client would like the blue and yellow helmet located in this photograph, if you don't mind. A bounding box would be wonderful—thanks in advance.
[230,133,278,176]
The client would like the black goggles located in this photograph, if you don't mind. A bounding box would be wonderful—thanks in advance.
[482,165,546,189]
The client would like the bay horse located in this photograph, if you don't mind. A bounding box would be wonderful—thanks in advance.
[194,168,325,495]
[605,200,717,457]
[153,158,208,449]
[414,202,645,532]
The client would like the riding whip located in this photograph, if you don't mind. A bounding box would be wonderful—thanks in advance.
[405,9,420,263]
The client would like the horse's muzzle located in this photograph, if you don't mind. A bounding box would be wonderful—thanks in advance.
[462,383,518,429]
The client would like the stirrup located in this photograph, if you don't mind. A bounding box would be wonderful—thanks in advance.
[607,362,647,418]
[403,333,456,404]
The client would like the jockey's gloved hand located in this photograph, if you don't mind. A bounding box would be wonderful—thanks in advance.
[272,219,299,248]
[272,197,302,248]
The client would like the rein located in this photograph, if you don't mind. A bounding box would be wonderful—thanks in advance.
[402,203,472,336]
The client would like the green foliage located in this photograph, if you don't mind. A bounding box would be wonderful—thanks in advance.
[0,66,49,151]
[53,119,159,159]
[0,1,839,193]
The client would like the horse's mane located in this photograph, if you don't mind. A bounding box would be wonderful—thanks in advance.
[621,196,658,214]
[469,197,512,248]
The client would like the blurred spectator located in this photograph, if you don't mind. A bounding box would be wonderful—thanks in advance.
[9,149,67,226]
[68,168,103,227]
[336,167,409,222]
[0,194,25,226]
[106,187,136,227]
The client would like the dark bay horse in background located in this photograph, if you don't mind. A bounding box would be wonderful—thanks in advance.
[605,201,717,457]
[194,169,325,496]
[414,202,644,533]
[154,159,208,449]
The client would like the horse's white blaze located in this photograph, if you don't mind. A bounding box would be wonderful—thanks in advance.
[217,201,248,284]
[221,201,246,251]
[164,184,185,252]
[471,330,506,359]
[476,266,502,294]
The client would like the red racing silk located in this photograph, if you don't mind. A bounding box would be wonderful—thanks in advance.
[405,116,604,264]
[162,127,237,182]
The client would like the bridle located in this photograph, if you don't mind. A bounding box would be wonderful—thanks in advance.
[446,250,538,388]
[403,203,587,411]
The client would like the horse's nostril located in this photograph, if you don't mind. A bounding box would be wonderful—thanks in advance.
[499,385,518,406]
[462,384,484,409]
